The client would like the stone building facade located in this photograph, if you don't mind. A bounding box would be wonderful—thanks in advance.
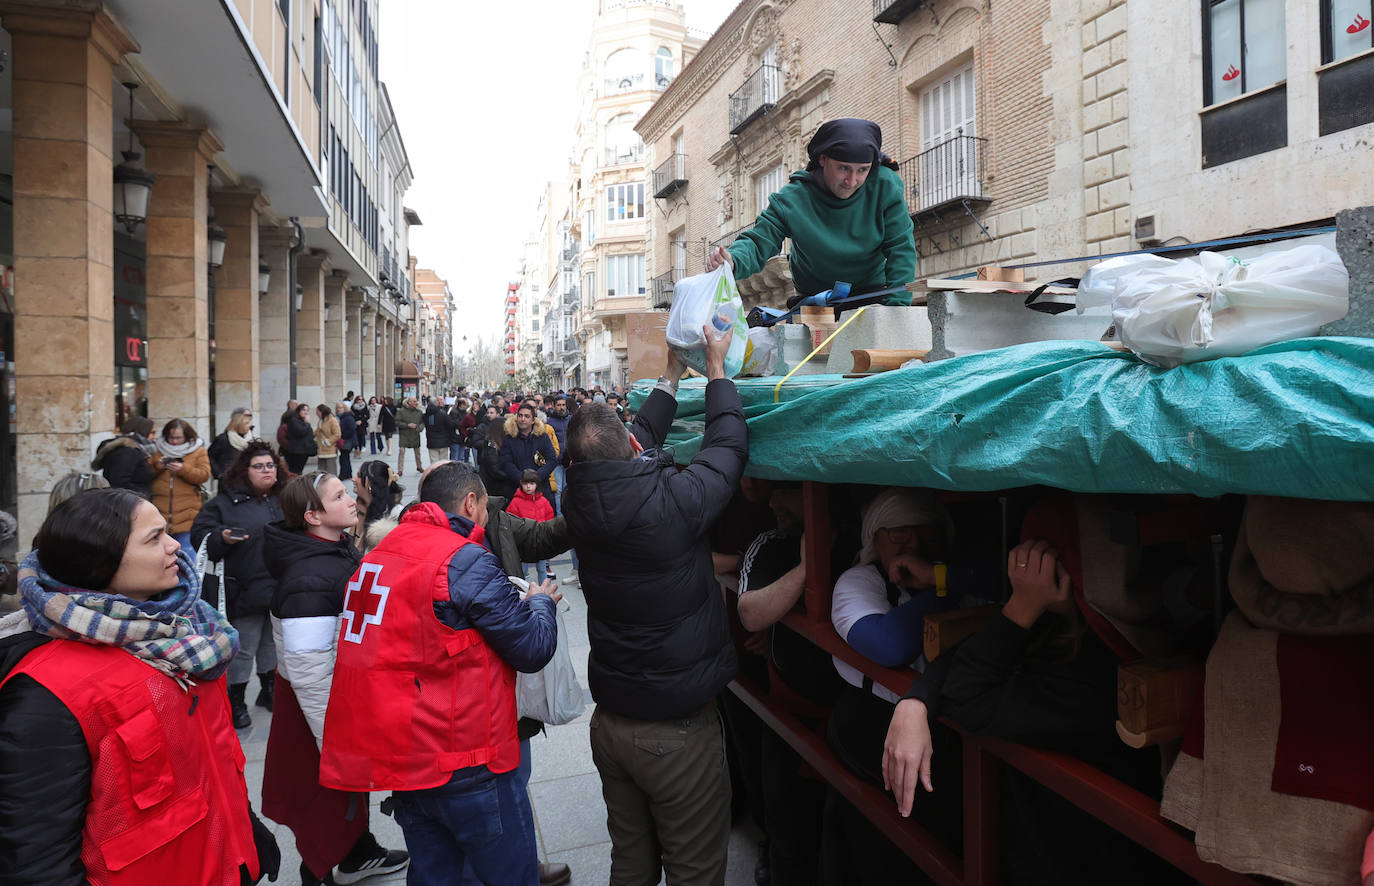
[638,0,1374,312]
[0,0,446,547]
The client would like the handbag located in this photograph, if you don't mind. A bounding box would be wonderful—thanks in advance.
[194,533,226,614]
[511,580,586,726]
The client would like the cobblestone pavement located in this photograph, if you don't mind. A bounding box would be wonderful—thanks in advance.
[240,442,761,884]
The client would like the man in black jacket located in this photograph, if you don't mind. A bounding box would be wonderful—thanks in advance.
[562,329,748,886]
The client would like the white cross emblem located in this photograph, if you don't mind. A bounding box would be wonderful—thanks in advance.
[341,563,391,644]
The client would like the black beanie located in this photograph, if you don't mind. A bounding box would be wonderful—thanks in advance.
[806,118,882,171]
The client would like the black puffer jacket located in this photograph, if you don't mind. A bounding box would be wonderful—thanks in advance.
[563,380,748,720]
[423,402,448,449]
[0,629,89,885]
[190,486,282,619]
[263,522,360,619]
[92,435,153,499]
[283,414,316,457]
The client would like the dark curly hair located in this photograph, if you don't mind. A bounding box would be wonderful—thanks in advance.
[219,441,288,497]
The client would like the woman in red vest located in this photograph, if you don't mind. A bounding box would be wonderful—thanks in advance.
[0,487,276,885]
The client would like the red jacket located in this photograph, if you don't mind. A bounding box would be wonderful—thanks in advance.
[1,641,258,885]
[319,503,521,792]
[506,488,555,522]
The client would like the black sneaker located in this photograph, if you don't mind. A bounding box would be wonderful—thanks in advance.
[333,845,409,884]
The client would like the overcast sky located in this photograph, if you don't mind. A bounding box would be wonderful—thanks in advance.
[378,0,740,362]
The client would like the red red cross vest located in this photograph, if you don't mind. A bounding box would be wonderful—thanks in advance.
[319,502,521,792]
[0,639,258,885]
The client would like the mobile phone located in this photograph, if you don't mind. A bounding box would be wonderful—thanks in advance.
[164,457,182,464]
[226,527,250,542]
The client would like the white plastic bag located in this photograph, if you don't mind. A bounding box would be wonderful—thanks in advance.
[737,327,777,377]
[194,533,226,616]
[1076,244,1349,368]
[665,264,751,377]
[511,578,586,726]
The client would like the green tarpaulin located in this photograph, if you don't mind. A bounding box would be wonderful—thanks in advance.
[628,338,1374,500]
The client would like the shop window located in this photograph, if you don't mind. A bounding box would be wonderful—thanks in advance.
[1203,0,1286,106]
[1200,0,1288,167]
[1323,0,1373,63]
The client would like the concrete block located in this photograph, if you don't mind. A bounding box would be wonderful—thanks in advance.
[926,290,1112,361]
[1321,206,1374,337]
[821,305,933,373]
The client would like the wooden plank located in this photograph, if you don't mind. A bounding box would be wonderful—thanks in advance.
[729,676,966,886]
[1116,659,1204,739]
[962,741,1002,886]
[801,482,831,632]
[976,266,1025,283]
[965,731,1260,886]
[850,348,930,373]
[781,611,917,696]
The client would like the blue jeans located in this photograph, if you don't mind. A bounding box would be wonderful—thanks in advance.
[450,443,471,464]
[522,560,548,584]
[391,765,539,886]
[551,465,566,516]
[369,432,384,453]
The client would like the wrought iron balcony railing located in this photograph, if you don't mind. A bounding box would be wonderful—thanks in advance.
[605,72,644,95]
[604,144,646,166]
[651,268,684,310]
[729,64,780,134]
[709,226,748,254]
[873,0,929,24]
[894,134,989,213]
[652,153,688,198]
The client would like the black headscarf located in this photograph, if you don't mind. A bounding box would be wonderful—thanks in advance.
[806,118,882,171]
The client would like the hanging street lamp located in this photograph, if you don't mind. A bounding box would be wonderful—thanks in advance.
[112,82,156,235]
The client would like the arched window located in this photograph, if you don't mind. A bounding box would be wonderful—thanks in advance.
[603,113,643,166]
[604,48,642,95]
[655,47,674,89]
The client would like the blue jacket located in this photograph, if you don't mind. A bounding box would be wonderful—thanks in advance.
[336,410,357,449]
[545,414,570,465]
[434,511,557,674]
[500,430,556,490]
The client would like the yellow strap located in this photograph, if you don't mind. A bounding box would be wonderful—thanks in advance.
[773,306,870,403]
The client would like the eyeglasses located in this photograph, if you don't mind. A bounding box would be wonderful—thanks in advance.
[878,525,918,543]
[249,463,278,472]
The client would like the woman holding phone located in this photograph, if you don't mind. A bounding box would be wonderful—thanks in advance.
[150,418,211,561]
[191,441,287,730]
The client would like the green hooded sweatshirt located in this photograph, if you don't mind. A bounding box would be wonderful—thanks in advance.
[727,165,917,301]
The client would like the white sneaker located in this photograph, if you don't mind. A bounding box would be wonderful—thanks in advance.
[564,571,580,586]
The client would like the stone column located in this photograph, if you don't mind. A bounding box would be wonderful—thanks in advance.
[345,287,364,394]
[209,188,265,434]
[361,304,377,397]
[381,318,395,399]
[295,250,328,409]
[133,121,222,434]
[3,2,137,545]
[323,271,347,401]
[258,226,296,419]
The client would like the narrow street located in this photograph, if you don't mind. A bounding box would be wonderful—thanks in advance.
[240,444,762,885]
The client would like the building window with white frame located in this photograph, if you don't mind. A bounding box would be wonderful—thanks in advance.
[656,47,674,89]
[753,164,784,220]
[1204,0,1286,105]
[604,47,643,95]
[917,62,980,209]
[603,113,644,166]
[606,254,646,298]
[606,182,645,222]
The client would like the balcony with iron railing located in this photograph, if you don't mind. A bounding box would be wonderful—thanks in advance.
[872,0,929,24]
[604,144,646,167]
[729,63,780,135]
[652,153,688,199]
[604,71,645,96]
[894,134,990,218]
[562,285,581,309]
[651,268,684,310]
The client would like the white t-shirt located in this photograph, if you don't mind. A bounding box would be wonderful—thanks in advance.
[830,563,914,704]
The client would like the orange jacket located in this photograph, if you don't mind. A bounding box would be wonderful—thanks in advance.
[150,446,211,534]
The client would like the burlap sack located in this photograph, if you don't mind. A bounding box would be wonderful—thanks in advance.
[1191,612,1373,885]
[1230,496,1374,636]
